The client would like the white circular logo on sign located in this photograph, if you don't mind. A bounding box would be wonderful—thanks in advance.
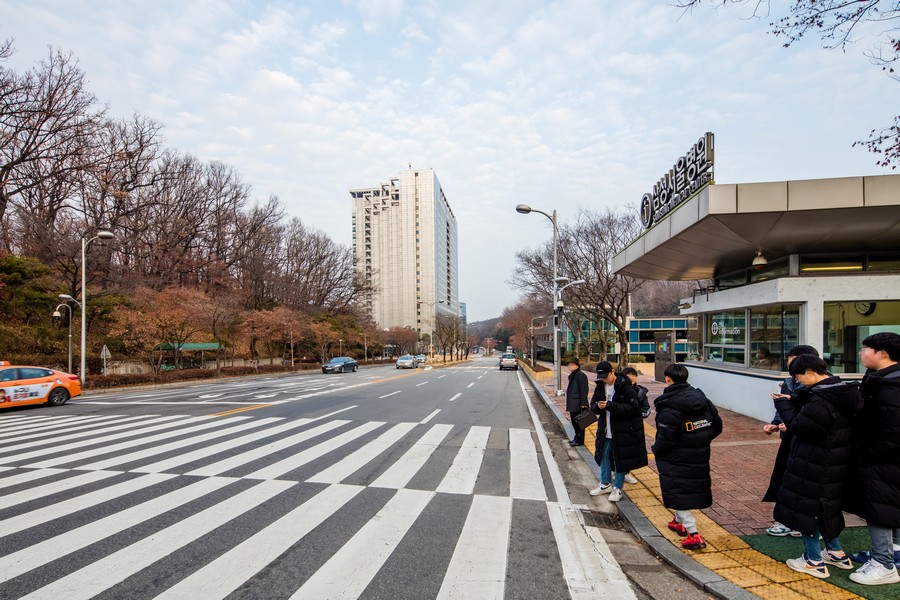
[711,322,719,336]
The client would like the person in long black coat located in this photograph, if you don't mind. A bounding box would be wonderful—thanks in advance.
[762,345,821,537]
[846,332,900,586]
[774,354,860,579]
[588,361,648,502]
[652,363,722,550]
[565,358,589,446]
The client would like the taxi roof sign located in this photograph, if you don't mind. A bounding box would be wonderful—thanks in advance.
[0,361,8,366]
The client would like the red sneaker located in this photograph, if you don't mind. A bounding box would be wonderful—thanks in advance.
[667,518,687,537]
[681,533,706,550]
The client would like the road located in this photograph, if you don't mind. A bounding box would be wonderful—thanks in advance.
[0,355,639,599]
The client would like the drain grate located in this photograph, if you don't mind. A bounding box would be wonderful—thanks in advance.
[580,509,629,531]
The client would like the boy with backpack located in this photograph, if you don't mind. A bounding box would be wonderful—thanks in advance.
[652,363,723,550]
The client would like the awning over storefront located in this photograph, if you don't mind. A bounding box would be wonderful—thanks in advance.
[613,175,900,280]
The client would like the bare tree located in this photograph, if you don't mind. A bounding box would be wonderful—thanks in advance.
[675,0,900,168]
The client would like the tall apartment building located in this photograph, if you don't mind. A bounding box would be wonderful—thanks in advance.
[350,168,459,336]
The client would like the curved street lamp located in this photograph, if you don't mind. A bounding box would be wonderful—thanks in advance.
[79,230,115,385]
[53,299,78,374]
[516,204,561,392]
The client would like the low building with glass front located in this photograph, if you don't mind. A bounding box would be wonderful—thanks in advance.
[613,136,900,420]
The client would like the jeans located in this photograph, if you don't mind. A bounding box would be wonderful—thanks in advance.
[594,437,625,489]
[868,523,900,568]
[675,510,697,535]
[801,529,842,562]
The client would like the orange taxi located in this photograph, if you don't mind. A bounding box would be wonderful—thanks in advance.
[0,361,82,409]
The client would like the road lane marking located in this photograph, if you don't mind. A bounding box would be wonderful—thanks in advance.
[420,409,441,424]
[437,495,512,600]
[449,393,461,402]
[153,484,364,600]
[291,489,434,599]
[306,422,418,484]
[509,428,547,501]
[437,375,447,379]
[187,420,349,477]
[517,371,569,504]
[21,480,297,600]
[436,426,490,495]
[0,470,120,508]
[370,423,454,489]
[0,476,234,584]
[379,391,401,398]
[244,422,384,480]
[0,467,66,491]
[416,381,429,386]
[212,403,272,416]
[467,382,475,388]
[0,473,176,538]
[76,417,284,471]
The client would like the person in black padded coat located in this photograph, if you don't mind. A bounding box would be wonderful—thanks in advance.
[652,363,722,550]
[774,354,861,580]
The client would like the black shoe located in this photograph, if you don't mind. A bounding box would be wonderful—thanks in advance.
[569,440,583,447]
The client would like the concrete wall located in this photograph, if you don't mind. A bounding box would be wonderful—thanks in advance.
[682,363,786,423]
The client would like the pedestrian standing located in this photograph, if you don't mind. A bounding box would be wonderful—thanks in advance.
[762,345,821,538]
[774,354,859,579]
[565,358,589,447]
[588,361,648,502]
[652,363,722,550]
[847,332,900,586]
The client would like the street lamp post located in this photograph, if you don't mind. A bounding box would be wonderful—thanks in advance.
[79,230,115,386]
[417,298,445,361]
[53,299,78,374]
[530,315,546,369]
[556,279,586,390]
[516,204,561,392]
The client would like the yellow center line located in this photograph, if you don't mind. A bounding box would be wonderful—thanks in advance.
[212,403,272,417]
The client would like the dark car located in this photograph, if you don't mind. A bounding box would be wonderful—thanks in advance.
[322,357,358,374]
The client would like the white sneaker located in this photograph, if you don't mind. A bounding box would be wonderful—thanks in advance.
[624,473,638,484]
[850,558,900,586]
[609,488,623,502]
[589,483,612,496]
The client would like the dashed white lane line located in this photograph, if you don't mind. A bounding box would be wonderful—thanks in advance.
[467,383,474,388]
[420,409,441,424]
[379,391,401,399]
[437,375,446,379]
[449,393,461,402]
[416,381,429,387]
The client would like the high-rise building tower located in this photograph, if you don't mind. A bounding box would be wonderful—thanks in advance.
[350,168,459,336]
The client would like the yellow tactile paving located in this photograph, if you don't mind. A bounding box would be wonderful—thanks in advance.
[717,566,772,587]
[745,561,807,585]
[782,579,863,599]
[748,583,830,600]
[623,468,865,599]
[693,552,743,570]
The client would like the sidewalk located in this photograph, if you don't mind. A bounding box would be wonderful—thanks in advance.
[527,362,872,600]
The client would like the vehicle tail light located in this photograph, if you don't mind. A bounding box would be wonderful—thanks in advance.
[68,374,80,381]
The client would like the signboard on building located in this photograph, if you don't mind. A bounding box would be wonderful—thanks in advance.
[640,132,715,229]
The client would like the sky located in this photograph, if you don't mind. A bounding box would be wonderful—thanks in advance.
[3,0,897,321]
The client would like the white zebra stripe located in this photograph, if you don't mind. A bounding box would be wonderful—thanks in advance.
[435,425,490,495]
[186,420,349,477]
[306,422,418,484]
[21,479,296,600]
[369,423,454,489]
[0,470,120,508]
[437,494,512,600]
[508,428,547,501]
[0,476,234,583]
[290,488,434,599]
[153,484,364,600]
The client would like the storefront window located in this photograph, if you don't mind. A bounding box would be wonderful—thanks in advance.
[749,304,800,371]
[823,300,900,374]
[704,311,746,365]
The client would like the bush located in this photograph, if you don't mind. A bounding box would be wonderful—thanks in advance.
[89,373,158,388]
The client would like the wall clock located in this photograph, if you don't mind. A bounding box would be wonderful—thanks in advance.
[855,302,876,316]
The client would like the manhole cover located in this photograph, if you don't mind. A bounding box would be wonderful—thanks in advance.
[580,509,628,531]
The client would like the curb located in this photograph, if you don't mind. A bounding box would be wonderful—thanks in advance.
[520,367,761,600]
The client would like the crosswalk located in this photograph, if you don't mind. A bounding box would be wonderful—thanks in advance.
[0,409,635,599]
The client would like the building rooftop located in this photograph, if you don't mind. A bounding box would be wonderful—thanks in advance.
[613,174,900,281]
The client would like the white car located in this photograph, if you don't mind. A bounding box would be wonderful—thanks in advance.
[396,355,417,369]
[499,353,518,370]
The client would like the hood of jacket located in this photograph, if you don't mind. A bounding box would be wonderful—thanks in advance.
[807,376,861,417]
[654,382,708,416]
